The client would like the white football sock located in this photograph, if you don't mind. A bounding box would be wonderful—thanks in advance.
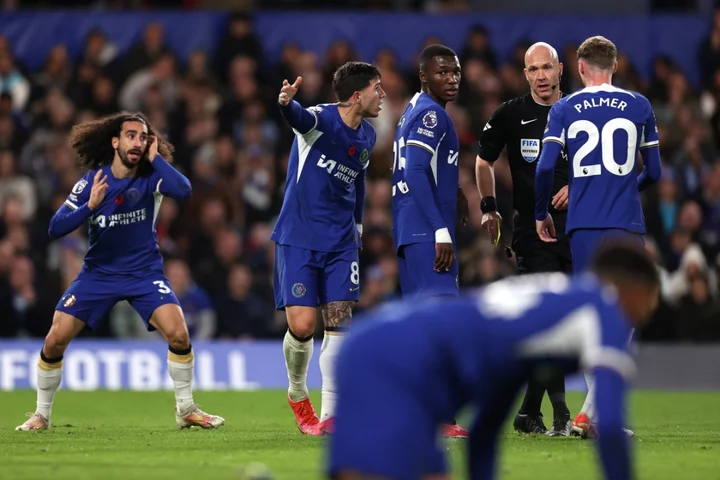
[319,331,344,421]
[284,330,313,402]
[168,350,195,413]
[36,358,63,420]
[582,329,633,424]
[581,372,596,422]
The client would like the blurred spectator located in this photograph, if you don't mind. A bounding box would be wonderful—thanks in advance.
[0,12,716,343]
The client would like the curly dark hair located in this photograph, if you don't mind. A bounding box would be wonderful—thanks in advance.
[67,111,174,176]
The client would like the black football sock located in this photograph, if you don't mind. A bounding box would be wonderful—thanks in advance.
[547,372,570,418]
[518,379,545,417]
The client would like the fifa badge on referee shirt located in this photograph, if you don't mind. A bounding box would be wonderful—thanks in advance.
[520,139,540,163]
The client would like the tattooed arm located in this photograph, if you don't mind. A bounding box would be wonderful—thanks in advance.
[320,301,354,331]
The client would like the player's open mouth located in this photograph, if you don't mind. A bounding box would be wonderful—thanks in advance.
[128,151,142,161]
[445,88,458,96]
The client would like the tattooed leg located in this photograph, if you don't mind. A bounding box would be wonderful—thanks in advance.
[318,301,354,421]
[321,301,353,331]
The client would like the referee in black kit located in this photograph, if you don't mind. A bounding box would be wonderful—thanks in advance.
[475,42,572,436]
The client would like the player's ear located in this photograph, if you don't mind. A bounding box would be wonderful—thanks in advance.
[612,60,618,74]
[111,137,119,150]
[558,62,564,77]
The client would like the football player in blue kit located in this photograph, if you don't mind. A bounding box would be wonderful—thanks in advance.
[16,112,224,432]
[392,44,465,300]
[391,44,469,439]
[272,62,384,435]
[328,241,659,480]
[534,36,661,437]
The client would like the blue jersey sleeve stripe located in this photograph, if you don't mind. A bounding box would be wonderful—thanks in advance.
[155,178,163,194]
[584,347,636,380]
[542,136,565,146]
[639,140,659,149]
[406,139,435,155]
[64,199,79,210]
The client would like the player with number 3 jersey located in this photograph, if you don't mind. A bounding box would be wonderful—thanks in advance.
[534,36,661,274]
[16,112,224,433]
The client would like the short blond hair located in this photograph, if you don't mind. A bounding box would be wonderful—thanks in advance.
[577,36,617,71]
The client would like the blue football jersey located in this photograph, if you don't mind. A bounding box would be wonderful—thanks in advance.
[64,165,172,275]
[355,272,634,415]
[391,92,460,249]
[340,272,634,480]
[271,104,375,252]
[542,84,659,234]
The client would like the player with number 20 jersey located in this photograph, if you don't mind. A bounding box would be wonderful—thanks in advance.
[535,36,661,274]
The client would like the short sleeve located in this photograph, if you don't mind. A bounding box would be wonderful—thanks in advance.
[64,171,94,211]
[477,102,509,162]
[405,109,447,156]
[542,102,566,147]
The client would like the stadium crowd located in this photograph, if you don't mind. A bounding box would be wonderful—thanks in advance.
[0,12,719,342]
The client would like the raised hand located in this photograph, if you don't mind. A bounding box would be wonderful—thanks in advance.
[146,135,158,162]
[278,76,302,106]
[88,170,109,211]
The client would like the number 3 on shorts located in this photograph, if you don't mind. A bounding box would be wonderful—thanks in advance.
[350,261,360,285]
[154,280,171,294]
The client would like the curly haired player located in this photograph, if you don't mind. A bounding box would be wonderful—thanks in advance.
[16,112,224,432]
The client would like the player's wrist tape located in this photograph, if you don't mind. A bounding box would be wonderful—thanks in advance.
[435,228,452,244]
[356,223,363,236]
[480,196,497,214]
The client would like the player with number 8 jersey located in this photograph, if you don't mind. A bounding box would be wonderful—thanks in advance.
[272,62,383,436]
[534,36,662,274]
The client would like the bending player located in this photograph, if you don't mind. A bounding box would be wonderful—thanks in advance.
[328,241,659,480]
[16,112,224,431]
[534,36,662,437]
[391,44,468,439]
[272,62,384,435]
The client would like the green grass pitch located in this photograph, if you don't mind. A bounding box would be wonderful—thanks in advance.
[0,391,718,479]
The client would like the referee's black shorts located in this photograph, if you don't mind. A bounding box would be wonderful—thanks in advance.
[511,213,572,275]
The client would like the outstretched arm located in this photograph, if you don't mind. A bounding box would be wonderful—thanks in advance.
[277,76,318,134]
